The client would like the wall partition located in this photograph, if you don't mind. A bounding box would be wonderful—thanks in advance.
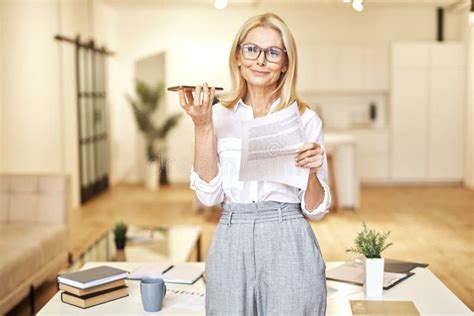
[55,35,113,204]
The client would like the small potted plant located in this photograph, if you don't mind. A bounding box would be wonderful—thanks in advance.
[113,221,128,250]
[346,221,393,297]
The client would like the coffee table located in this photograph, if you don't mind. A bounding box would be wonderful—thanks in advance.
[69,225,202,272]
[38,261,471,315]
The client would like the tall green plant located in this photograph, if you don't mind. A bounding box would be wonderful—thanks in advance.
[125,80,182,161]
[346,221,393,259]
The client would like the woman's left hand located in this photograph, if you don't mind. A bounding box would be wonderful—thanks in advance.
[295,142,324,174]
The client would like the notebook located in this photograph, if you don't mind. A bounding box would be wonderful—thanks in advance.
[127,263,173,280]
[161,264,204,284]
[58,266,129,289]
[129,264,204,284]
[352,256,429,274]
[326,262,414,290]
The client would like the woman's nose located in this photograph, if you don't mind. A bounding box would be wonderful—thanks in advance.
[256,51,266,66]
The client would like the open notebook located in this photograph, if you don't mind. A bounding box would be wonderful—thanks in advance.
[128,263,204,285]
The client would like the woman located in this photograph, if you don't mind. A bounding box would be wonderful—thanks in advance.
[179,12,331,316]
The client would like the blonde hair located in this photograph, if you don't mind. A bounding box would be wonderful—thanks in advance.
[218,12,307,114]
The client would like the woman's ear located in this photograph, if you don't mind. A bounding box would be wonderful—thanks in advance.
[281,64,287,73]
[236,52,241,67]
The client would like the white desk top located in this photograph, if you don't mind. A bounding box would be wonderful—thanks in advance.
[38,261,471,315]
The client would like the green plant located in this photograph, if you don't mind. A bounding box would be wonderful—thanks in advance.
[113,221,128,240]
[346,221,393,259]
[125,80,182,183]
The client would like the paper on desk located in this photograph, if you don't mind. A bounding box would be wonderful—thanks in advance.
[164,288,205,311]
[239,103,309,189]
[161,264,204,284]
[127,263,173,280]
[128,263,204,284]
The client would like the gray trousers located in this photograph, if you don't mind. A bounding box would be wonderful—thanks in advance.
[205,201,327,316]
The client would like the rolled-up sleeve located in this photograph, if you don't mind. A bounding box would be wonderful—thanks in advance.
[190,162,225,207]
[299,113,332,221]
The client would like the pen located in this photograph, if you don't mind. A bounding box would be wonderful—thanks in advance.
[162,265,174,274]
[202,271,207,285]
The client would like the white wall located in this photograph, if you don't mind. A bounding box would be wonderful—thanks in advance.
[2,0,62,174]
[134,52,166,181]
[0,0,116,207]
[464,13,474,189]
[109,3,466,184]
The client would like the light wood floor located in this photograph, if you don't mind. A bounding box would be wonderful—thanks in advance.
[10,183,473,315]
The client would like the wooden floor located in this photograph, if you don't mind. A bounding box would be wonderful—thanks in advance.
[9,183,474,314]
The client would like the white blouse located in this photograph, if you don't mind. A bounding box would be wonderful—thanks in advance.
[189,98,331,221]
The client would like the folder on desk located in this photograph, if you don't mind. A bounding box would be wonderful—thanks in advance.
[326,262,415,290]
[383,258,428,274]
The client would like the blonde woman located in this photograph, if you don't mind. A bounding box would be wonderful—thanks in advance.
[179,12,330,315]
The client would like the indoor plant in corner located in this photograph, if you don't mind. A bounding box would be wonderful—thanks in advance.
[126,80,182,190]
[114,220,128,251]
[346,221,393,297]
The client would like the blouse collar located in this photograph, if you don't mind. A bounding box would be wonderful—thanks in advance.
[234,97,281,113]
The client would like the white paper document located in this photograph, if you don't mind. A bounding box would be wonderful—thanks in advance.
[128,263,204,284]
[127,263,173,280]
[160,264,204,284]
[239,103,309,189]
[164,288,205,311]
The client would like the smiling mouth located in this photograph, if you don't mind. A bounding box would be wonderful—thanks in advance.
[251,70,268,76]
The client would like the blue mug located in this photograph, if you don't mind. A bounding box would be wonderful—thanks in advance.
[140,277,167,312]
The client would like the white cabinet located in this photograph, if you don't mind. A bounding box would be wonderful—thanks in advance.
[390,42,465,182]
[428,44,465,180]
[352,130,390,183]
[298,45,388,92]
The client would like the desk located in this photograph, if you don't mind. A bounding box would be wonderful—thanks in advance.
[39,262,471,315]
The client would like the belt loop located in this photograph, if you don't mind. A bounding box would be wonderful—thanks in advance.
[227,211,234,226]
[278,208,282,223]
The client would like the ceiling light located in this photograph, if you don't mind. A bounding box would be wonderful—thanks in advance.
[352,0,364,12]
[214,0,227,10]
[343,0,352,3]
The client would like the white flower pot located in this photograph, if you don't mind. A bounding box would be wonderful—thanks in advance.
[146,159,160,191]
[364,257,384,297]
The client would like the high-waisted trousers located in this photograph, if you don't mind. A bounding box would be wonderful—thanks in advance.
[205,201,327,316]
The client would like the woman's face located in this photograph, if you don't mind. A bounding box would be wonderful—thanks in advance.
[238,26,287,90]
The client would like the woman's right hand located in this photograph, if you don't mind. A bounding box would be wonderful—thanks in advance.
[179,83,216,128]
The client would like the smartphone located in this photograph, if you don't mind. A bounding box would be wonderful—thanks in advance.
[167,85,224,92]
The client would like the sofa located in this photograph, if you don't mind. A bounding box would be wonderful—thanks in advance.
[0,174,71,314]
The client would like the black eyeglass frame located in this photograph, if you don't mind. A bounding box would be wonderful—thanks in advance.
[239,43,287,63]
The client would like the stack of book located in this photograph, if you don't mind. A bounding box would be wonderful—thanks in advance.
[57,266,129,309]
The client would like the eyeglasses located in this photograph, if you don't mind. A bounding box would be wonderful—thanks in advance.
[239,43,287,63]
